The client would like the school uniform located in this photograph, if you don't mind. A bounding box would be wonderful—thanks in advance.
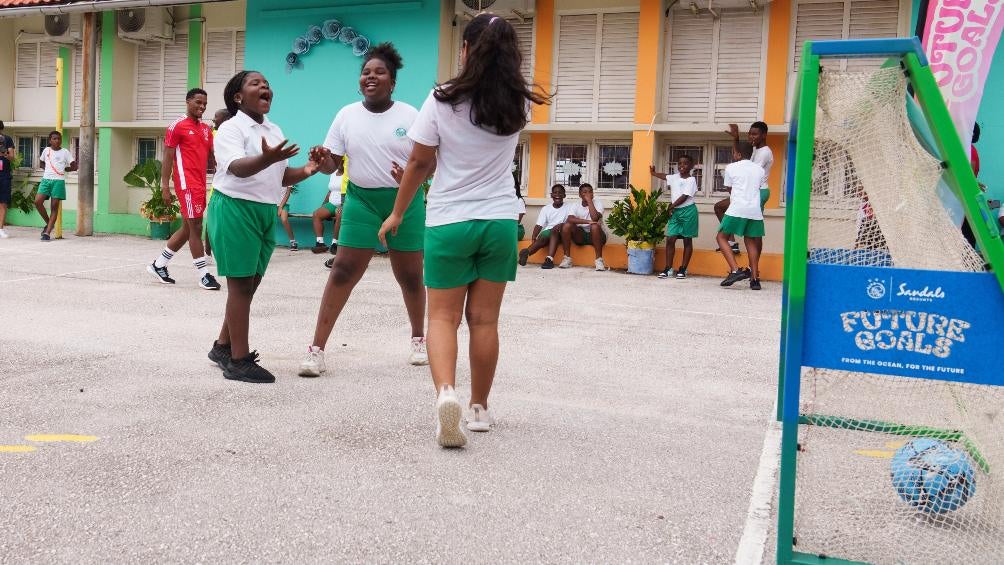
[209,110,288,278]
[535,203,572,239]
[323,101,422,251]
[752,145,774,210]
[566,198,605,244]
[720,159,766,238]
[665,174,699,238]
[39,147,74,200]
[516,197,527,241]
[408,89,523,289]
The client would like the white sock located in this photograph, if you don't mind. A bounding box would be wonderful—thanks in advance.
[332,238,338,244]
[154,248,174,268]
[193,256,209,277]
[546,255,553,260]
[316,237,324,244]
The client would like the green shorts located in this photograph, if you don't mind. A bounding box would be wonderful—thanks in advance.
[760,188,770,210]
[577,225,605,245]
[322,201,338,215]
[424,220,518,289]
[38,179,66,200]
[339,181,424,252]
[207,191,277,278]
[517,223,525,241]
[537,228,553,240]
[719,214,765,238]
[666,204,698,238]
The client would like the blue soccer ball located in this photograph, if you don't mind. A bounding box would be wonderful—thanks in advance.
[891,438,976,514]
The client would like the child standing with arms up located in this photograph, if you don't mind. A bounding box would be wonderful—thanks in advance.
[379,13,550,448]
[717,141,765,290]
[207,71,321,383]
[35,131,77,241]
[651,154,699,279]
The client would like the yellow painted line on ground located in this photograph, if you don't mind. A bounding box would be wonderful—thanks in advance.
[854,449,895,459]
[25,434,98,443]
[885,440,907,449]
[0,445,37,453]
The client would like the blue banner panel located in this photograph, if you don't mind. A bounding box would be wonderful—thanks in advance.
[802,263,1004,386]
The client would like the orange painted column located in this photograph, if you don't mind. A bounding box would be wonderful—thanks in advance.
[628,0,663,192]
[526,0,555,199]
[765,134,786,208]
[762,1,792,126]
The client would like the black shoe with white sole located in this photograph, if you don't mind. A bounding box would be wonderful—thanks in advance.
[657,268,672,279]
[720,268,751,287]
[750,278,762,290]
[147,263,176,284]
[200,273,221,290]
[223,351,276,383]
[324,257,334,269]
[675,268,688,279]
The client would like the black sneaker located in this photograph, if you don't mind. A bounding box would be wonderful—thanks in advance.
[290,241,299,251]
[311,242,328,254]
[329,243,338,255]
[750,278,762,291]
[147,263,176,284]
[657,268,672,279]
[200,273,221,290]
[518,249,530,266]
[41,233,51,241]
[223,351,276,383]
[731,242,741,255]
[324,257,334,269]
[208,341,231,369]
[676,268,688,279]
[541,257,554,269]
[721,268,751,287]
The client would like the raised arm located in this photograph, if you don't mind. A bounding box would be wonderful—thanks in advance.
[649,165,668,181]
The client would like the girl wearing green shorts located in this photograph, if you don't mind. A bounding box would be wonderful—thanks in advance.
[207,71,321,384]
[300,43,429,378]
[379,14,551,448]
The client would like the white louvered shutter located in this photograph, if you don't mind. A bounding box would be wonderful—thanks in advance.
[665,11,713,122]
[846,0,900,71]
[16,43,38,88]
[512,18,534,85]
[39,43,60,87]
[235,31,246,71]
[163,33,189,119]
[136,41,163,120]
[554,14,597,123]
[598,12,639,123]
[714,10,764,123]
[206,31,234,83]
[73,43,100,121]
[792,2,844,73]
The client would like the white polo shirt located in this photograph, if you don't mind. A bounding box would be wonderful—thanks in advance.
[567,198,605,230]
[723,159,766,220]
[752,145,774,190]
[667,173,698,208]
[323,101,417,189]
[212,110,289,204]
[536,202,572,230]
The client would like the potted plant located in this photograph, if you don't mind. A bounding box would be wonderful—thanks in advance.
[606,185,672,275]
[8,154,39,214]
[126,159,178,240]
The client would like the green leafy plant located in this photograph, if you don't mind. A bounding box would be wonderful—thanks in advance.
[125,159,178,222]
[605,185,672,246]
[8,153,38,213]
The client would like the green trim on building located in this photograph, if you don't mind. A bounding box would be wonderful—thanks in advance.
[187,5,203,89]
[59,46,71,122]
[97,129,113,215]
[99,11,116,122]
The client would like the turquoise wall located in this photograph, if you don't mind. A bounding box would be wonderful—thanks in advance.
[912,1,1004,202]
[244,0,443,218]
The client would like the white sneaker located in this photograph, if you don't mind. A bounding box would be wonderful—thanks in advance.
[595,258,608,271]
[465,404,495,432]
[558,256,573,268]
[409,336,429,366]
[298,345,326,377]
[435,386,467,448]
[0,229,8,239]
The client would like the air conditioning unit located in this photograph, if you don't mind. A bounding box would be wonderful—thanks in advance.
[455,0,535,19]
[44,13,81,44]
[117,7,174,43]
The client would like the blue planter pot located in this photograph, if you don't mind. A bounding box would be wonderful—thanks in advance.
[626,243,655,275]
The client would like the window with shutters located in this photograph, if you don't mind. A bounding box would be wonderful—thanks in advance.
[662,142,745,199]
[15,41,61,89]
[551,140,632,192]
[16,137,38,169]
[663,9,767,124]
[554,11,639,123]
[136,137,162,165]
[513,142,526,193]
[135,34,189,121]
[791,0,903,73]
[73,42,102,121]
[206,30,246,84]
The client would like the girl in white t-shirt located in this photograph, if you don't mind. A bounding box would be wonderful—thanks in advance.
[207,70,321,384]
[300,43,430,378]
[378,13,551,448]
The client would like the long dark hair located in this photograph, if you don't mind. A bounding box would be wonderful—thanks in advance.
[435,13,550,136]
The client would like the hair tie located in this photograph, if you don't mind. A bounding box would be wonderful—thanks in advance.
[489,16,499,25]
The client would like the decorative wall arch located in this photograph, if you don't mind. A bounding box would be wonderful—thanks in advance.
[285,19,371,73]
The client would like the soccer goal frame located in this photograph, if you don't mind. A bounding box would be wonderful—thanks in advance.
[776,38,1004,565]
